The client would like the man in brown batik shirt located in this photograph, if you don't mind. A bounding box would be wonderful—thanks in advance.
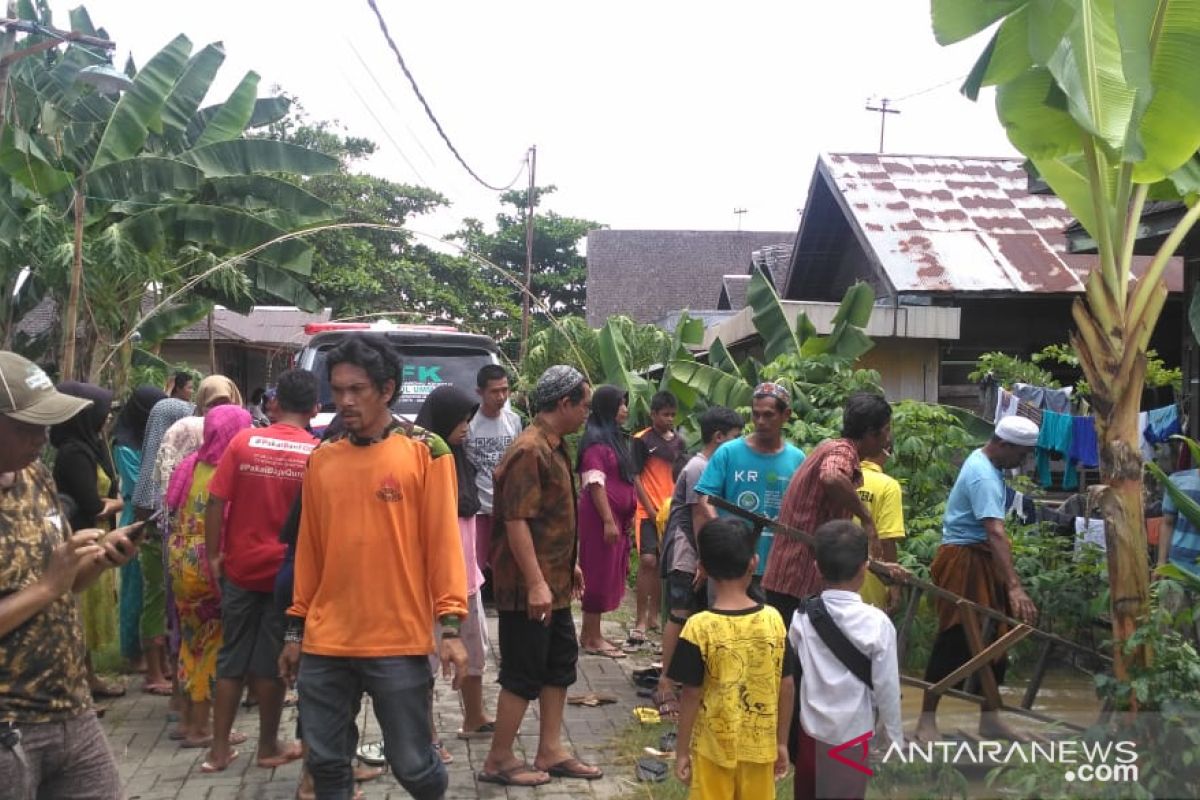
[479,366,603,788]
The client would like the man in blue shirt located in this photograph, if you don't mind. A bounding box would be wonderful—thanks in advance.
[694,382,806,588]
[915,416,1040,744]
[1160,469,1200,578]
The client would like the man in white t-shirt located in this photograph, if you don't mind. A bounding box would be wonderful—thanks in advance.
[464,365,523,576]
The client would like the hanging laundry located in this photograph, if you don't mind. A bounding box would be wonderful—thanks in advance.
[995,388,1019,422]
[1074,517,1107,554]
[1144,405,1181,445]
[1138,411,1155,462]
[1068,415,1100,469]
[1036,410,1077,489]
[1013,382,1074,414]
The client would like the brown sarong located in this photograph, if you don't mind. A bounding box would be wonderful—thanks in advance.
[929,543,1011,633]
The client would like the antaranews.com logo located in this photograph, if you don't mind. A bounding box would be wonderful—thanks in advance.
[880,737,1139,785]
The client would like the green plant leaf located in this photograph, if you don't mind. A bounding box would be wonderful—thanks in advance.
[1127,0,1200,182]
[161,43,226,135]
[1030,153,1102,240]
[193,70,259,148]
[186,97,291,145]
[181,139,339,177]
[667,360,752,410]
[136,297,212,347]
[1045,0,1137,152]
[243,262,322,311]
[203,176,335,222]
[86,156,204,203]
[709,337,741,376]
[92,34,192,169]
[931,0,1031,45]
[0,127,73,195]
[747,269,800,362]
[996,66,1088,160]
[1148,459,1200,530]
[962,5,1035,100]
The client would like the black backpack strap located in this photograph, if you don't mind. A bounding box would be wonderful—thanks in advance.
[803,597,873,689]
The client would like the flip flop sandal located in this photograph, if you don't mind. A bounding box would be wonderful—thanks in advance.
[478,763,551,787]
[91,681,127,699]
[456,722,496,739]
[634,673,660,690]
[199,749,240,773]
[142,681,173,696]
[632,667,661,681]
[433,741,453,764]
[583,646,627,659]
[632,707,662,725]
[636,757,669,782]
[567,693,618,707]
[356,741,386,766]
[181,732,248,749]
[542,757,602,780]
[257,742,303,768]
[659,731,677,753]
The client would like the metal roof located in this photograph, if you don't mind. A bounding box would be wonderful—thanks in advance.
[170,306,332,348]
[785,153,1181,298]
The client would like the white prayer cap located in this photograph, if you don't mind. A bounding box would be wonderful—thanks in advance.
[995,416,1039,447]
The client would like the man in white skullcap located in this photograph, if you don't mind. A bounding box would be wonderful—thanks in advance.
[914,415,1040,743]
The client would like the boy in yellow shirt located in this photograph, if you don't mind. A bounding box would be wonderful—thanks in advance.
[669,518,794,798]
[854,451,905,611]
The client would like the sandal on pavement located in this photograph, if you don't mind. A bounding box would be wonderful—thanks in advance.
[654,690,679,721]
[356,741,386,766]
[433,741,453,764]
[142,681,173,696]
[90,679,126,699]
[199,749,239,773]
[583,645,626,659]
[636,757,669,782]
[623,629,647,653]
[354,764,384,782]
[478,763,551,787]
[541,757,602,780]
[257,742,303,769]
[455,722,496,740]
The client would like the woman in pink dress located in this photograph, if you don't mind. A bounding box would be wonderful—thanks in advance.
[576,385,638,658]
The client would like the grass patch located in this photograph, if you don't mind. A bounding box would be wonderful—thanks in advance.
[610,718,793,798]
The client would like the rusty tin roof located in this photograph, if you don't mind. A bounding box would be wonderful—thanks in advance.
[792,153,1179,296]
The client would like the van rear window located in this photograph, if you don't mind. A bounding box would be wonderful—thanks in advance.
[313,344,495,416]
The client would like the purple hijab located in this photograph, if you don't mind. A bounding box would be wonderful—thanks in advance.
[166,405,252,512]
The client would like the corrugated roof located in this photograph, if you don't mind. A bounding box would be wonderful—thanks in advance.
[170,306,331,348]
[786,153,1181,297]
[585,230,795,325]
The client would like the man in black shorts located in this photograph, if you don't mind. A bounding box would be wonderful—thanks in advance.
[655,406,744,715]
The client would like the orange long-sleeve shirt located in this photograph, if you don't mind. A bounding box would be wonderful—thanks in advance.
[289,430,468,657]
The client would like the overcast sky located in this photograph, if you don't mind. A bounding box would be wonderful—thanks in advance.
[51,0,1018,239]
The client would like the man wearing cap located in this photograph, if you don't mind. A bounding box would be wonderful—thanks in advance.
[915,415,1040,743]
[693,381,806,594]
[479,366,599,787]
[0,351,142,797]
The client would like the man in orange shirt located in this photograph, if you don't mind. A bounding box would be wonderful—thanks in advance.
[279,334,468,800]
[629,391,685,649]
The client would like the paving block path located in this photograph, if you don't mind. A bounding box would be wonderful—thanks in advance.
[103,611,655,799]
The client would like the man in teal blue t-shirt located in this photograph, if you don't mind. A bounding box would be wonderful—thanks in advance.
[916,415,1040,744]
[694,382,805,577]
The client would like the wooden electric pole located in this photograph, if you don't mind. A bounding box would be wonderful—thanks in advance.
[519,145,536,363]
[865,97,900,153]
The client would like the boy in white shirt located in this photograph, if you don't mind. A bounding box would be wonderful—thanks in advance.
[789,520,903,800]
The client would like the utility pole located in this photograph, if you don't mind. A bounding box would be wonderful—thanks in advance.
[733,208,747,231]
[519,145,536,363]
[865,97,900,154]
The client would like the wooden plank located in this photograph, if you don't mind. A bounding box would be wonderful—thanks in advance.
[896,585,923,666]
[899,675,1086,731]
[960,604,1004,709]
[927,623,1034,697]
[1021,640,1055,710]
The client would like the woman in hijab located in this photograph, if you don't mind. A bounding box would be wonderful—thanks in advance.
[51,381,125,697]
[166,405,252,747]
[415,386,494,746]
[112,385,167,668]
[575,385,638,659]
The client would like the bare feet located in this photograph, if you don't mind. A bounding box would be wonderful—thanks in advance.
[256,740,304,768]
[913,714,941,743]
[979,713,1029,742]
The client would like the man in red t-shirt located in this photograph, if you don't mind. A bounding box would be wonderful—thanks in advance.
[203,369,319,773]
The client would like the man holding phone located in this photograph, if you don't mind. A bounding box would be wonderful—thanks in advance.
[0,351,144,798]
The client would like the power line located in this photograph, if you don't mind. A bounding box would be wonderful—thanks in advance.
[892,74,968,102]
[363,0,527,192]
[339,66,432,187]
[343,35,438,168]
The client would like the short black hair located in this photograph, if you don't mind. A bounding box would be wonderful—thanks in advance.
[650,391,678,413]
[477,364,510,390]
[535,380,588,414]
[172,370,193,390]
[324,333,403,405]
[841,392,892,440]
[698,517,759,579]
[274,368,318,414]
[698,406,744,444]
[813,520,868,583]
[250,387,265,405]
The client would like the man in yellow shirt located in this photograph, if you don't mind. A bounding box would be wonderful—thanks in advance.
[855,452,905,613]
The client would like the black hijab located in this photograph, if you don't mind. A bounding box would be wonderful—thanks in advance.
[415,385,481,518]
[576,384,635,483]
[113,385,168,451]
[50,381,116,482]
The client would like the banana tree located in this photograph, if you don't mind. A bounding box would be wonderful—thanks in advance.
[934,0,1200,678]
[0,5,339,385]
